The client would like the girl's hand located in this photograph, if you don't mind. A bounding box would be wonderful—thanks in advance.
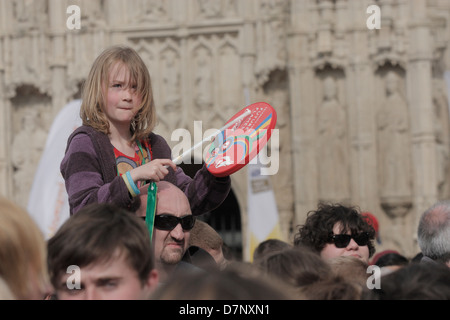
[130,158,177,182]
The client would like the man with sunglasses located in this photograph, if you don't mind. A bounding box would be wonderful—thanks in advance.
[293,203,376,263]
[152,181,199,284]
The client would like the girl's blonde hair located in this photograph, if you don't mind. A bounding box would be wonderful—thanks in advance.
[0,197,50,299]
[80,45,156,141]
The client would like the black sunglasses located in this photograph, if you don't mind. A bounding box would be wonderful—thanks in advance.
[328,232,370,248]
[153,214,196,231]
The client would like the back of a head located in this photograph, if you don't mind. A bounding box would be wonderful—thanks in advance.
[47,203,154,289]
[301,275,364,300]
[417,201,450,261]
[253,239,292,262]
[255,246,331,289]
[151,262,289,300]
[364,261,450,300]
[0,197,49,299]
[328,256,369,286]
[371,251,409,268]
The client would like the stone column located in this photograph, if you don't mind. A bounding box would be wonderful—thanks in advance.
[0,0,12,198]
[288,0,318,227]
[176,0,189,138]
[49,0,67,116]
[346,1,379,213]
[0,33,9,198]
[407,0,438,253]
[238,0,257,260]
[106,0,125,43]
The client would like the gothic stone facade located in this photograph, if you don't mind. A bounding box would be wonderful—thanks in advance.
[1,0,450,258]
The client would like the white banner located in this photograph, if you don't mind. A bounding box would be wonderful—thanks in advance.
[27,100,82,239]
[246,161,283,261]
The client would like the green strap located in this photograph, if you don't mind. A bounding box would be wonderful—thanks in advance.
[145,181,157,244]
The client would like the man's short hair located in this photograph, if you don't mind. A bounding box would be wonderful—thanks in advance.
[47,203,154,289]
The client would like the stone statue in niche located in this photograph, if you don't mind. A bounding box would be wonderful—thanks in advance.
[223,0,237,17]
[377,71,412,210]
[432,78,450,196]
[80,0,106,29]
[160,49,181,135]
[13,0,46,32]
[317,75,349,202]
[11,0,47,85]
[134,0,167,23]
[218,44,239,111]
[11,108,47,204]
[255,0,288,85]
[264,72,293,236]
[194,47,213,112]
[198,0,222,18]
[136,46,154,73]
[162,50,181,112]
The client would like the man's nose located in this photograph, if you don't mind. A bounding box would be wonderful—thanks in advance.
[169,223,185,240]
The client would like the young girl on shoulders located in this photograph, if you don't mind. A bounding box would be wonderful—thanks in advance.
[61,45,230,216]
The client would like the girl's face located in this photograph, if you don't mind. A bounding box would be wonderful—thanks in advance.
[104,63,143,129]
[320,223,370,263]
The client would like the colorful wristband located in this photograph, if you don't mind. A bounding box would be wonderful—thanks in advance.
[126,171,141,196]
[122,174,137,197]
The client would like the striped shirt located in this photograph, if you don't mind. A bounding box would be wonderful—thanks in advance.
[60,125,231,216]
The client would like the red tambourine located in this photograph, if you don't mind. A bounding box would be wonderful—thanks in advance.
[204,102,277,177]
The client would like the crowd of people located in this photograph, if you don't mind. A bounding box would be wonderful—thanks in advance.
[1,45,449,300]
[1,187,449,301]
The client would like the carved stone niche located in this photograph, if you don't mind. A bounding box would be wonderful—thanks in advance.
[375,65,413,218]
[10,85,51,205]
[315,66,350,204]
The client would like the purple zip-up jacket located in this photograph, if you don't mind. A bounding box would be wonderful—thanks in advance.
[60,125,231,216]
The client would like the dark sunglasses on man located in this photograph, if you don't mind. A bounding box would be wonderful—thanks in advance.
[328,232,370,248]
[153,214,196,231]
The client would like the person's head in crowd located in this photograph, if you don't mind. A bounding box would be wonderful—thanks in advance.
[301,274,364,300]
[254,246,331,298]
[0,197,51,299]
[362,261,450,300]
[361,212,381,244]
[370,250,409,275]
[187,246,218,271]
[327,255,369,287]
[188,219,228,270]
[152,181,196,282]
[252,238,292,263]
[47,203,158,300]
[150,262,290,300]
[410,251,423,263]
[417,200,450,266]
[293,203,376,263]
